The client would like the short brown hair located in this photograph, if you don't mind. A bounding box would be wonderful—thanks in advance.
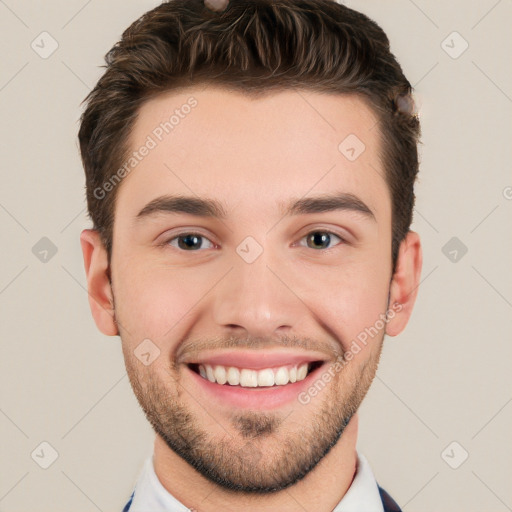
[79,0,421,271]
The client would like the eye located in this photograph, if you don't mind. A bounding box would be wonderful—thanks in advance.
[166,233,215,251]
[299,231,344,250]
[162,230,345,252]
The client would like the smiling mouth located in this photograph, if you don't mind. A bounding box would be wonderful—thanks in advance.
[187,360,324,388]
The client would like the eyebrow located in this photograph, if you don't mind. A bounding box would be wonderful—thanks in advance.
[135,192,375,221]
[136,195,227,220]
[283,192,375,220]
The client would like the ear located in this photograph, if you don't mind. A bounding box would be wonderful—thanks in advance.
[385,230,423,337]
[80,229,118,336]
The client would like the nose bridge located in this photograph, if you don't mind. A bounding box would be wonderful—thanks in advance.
[212,243,302,337]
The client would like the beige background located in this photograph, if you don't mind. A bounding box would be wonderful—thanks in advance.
[1,0,511,511]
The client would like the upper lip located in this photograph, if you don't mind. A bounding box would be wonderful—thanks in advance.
[182,350,329,370]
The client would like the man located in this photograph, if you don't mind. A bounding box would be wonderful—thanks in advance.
[78,0,422,510]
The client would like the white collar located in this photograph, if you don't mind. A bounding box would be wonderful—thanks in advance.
[332,452,384,512]
[128,450,384,512]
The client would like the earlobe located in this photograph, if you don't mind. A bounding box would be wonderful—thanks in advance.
[385,231,423,337]
[80,229,119,336]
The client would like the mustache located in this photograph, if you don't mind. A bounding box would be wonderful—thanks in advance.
[175,334,341,363]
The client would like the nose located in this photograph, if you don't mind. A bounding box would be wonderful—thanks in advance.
[212,248,304,338]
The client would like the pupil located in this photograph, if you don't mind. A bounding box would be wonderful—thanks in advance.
[309,232,330,249]
[178,234,201,250]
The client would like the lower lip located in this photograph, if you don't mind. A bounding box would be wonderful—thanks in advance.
[185,363,326,410]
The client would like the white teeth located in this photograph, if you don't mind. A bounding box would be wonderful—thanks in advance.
[240,368,258,387]
[274,367,288,385]
[226,366,240,385]
[257,369,275,387]
[196,362,314,388]
[214,365,227,385]
[206,365,215,382]
[297,364,308,381]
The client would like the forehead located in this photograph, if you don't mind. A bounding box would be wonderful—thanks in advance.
[115,86,389,221]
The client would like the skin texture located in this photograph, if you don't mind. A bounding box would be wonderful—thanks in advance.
[80,86,422,511]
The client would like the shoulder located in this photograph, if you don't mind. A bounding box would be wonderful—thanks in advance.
[378,485,402,512]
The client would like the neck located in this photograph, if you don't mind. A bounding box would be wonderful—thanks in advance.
[153,413,359,512]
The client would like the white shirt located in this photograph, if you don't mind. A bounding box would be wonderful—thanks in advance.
[127,450,384,512]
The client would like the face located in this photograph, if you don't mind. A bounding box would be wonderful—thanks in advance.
[81,86,421,494]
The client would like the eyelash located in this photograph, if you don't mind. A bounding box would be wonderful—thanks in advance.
[161,230,347,252]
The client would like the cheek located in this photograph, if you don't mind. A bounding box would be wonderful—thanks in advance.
[297,256,391,354]
[113,259,218,340]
